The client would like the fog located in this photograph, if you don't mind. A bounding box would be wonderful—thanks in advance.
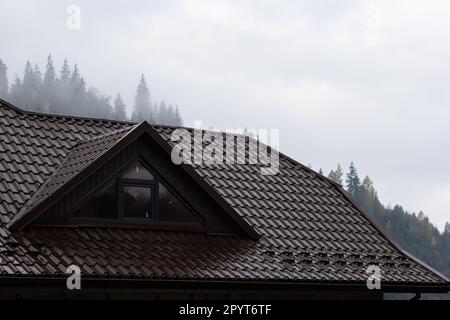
[1,0,449,230]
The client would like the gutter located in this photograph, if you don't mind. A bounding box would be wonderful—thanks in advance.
[0,276,448,294]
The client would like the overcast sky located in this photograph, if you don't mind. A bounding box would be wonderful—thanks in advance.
[1,0,449,230]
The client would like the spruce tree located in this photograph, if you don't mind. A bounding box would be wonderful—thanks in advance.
[72,76,86,114]
[21,61,36,110]
[31,64,43,111]
[43,55,56,92]
[0,59,8,99]
[9,76,22,105]
[113,94,127,121]
[70,64,80,88]
[335,164,344,184]
[131,74,152,122]
[43,55,56,113]
[33,64,42,84]
[22,61,34,92]
[345,162,361,195]
[60,59,71,85]
[69,63,81,111]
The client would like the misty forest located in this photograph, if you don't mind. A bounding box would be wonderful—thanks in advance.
[0,56,183,125]
[0,56,449,295]
[327,163,450,290]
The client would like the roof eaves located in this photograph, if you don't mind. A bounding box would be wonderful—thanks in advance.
[0,276,448,293]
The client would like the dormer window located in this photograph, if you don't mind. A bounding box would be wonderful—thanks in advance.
[71,159,202,228]
[120,162,155,221]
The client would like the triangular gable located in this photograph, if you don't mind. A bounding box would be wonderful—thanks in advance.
[8,121,259,239]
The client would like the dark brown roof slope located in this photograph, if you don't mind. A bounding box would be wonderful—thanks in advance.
[0,99,448,291]
[8,125,135,229]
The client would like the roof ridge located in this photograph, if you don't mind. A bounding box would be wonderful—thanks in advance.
[279,152,343,188]
[2,98,279,140]
[76,124,138,145]
[0,98,135,125]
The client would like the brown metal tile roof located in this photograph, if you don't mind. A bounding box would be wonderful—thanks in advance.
[10,126,136,226]
[0,98,448,290]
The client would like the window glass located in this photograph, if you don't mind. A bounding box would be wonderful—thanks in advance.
[122,161,154,180]
[71,160,202,227]
[74,182,117,219]
[123,185,152,219]
[159,183,197,223]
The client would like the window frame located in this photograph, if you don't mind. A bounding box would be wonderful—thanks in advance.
[68,157,204,230]
[118,178,157,222]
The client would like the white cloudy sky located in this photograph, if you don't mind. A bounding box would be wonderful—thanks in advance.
[1,0,449,230]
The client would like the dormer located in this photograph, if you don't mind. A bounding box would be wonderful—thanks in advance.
[8,122,259,239]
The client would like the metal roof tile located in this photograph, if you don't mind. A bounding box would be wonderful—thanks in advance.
[0,101,447,288]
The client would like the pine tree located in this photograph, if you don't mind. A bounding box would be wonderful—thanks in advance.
[319,168,324,175]
[345,162,361,195]
[69,64,81,92]
[113,94,127,121]
[335,164,344,184]
[43,55,56,113]
[9,76,22,105]
[0,59,8,99]
[328,163,344,184]
[3,57,184,125]
[33,64,42,84]
[131,74,152,122]
[71,77,86,116]
[43,55,56,92]
[22,61,34,91]
[60,59,71,85]
[21,61,36,110]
